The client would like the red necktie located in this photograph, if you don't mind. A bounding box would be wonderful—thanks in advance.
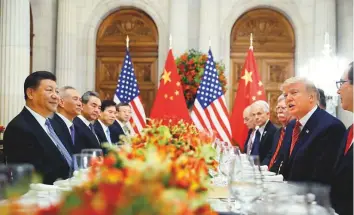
[344,125,353,155]
[289,120,301,157]
[268,128,285,170]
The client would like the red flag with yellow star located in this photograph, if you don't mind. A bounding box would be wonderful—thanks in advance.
[150,49,192,124]
[230,48,266,151]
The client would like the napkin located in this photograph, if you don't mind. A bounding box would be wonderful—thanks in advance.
[208,186,229,199]
[263,174,284,182]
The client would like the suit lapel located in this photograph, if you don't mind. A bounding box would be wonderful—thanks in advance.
[74,117,100,147]
[288,108,320,162]
[94,121,107,143]
[336,126,353,173]
[21,108,68,166]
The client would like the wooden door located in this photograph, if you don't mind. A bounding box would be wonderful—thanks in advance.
[230,9,295,124]
[96,8,158,116]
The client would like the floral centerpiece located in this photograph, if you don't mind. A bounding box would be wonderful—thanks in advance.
[176,49,227,109]
[0,125,5,140]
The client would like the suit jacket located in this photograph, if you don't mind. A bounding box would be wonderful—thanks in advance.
[93,120,110,144]
[72,117,100,154]
[244,121,277,163]
[3,108,71,184]
[280,107,346,185]
[109,120,125,143]
[243,129,253,153]
[262,124,294,173]
[330,125,353,215]
[50,113,75,155]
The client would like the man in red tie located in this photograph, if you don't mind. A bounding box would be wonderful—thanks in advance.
[262,94,293,172]
[280,77,346,185]
[331,62,353,215]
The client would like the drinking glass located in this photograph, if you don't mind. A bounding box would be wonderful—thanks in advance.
[0,164,34,198]
[229,155,263,214]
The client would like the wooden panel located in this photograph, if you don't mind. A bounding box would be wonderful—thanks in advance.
[96,8,158,117]
[230,8,295,126]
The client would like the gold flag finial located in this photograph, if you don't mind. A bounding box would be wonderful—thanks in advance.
[250,33,253,50]
[126,35,129,49]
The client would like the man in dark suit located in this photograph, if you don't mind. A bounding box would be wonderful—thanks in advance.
[50,86,82,155]
[245,100,277,163]
[3,71,72,184]
[242,105,256,154]
[94,100,118,144]
[109,103,132,142]
[73,91,101,153]
[317,88,327,110]
[280,77,346,185]
[331,62,353,215]
[262,94,294,172]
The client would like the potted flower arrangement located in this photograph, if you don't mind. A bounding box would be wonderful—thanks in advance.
[176,49,227,109]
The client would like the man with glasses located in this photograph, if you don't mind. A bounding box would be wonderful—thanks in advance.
[262,95,294,172]
[331,62,353,215]
[280,77,346,185]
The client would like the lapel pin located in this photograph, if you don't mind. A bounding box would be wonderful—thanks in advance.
[263,131,267,136]
[306,130,309,133]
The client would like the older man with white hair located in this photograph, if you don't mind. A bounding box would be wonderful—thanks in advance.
[280,77,346,185]
[245,100,277,163]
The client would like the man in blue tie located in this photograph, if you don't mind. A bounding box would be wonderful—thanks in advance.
[248,100,277,163]
[51,86,82,155]
[331,62,353,215]
[4,71,72,184]
[94,100,117,144]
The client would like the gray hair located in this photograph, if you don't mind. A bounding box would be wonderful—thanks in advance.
[81,91,99,104]
[281,77,319,100]
[243,105,252,116]
[251,100,270,113]
[277,94,285,103]
[59,86,76,98]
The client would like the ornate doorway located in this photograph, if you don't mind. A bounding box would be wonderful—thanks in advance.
[230,8,295,124]
[96,8,158,116]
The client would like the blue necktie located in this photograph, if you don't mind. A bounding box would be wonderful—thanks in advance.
[45,119,72,168]
[251,130,261,156]
[69,125,75,145]
[106,128,112,144]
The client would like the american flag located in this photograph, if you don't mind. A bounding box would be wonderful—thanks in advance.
[113,49,146,134]
[191,49,232,143]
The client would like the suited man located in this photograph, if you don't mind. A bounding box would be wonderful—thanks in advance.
[245,100,277,163]
[94,100,118,144]
[50,86,82,155]
[110,103,132,142]
[280,77,346,185]
[73,91,101,153]
[4,71,72,184]
[242,105,256,154]
[262,94,294,172]
[331,62,353,215]
[317,88,327,110]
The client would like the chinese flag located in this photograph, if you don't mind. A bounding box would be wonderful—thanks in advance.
[150,49,192,124]
[230,48,266,151]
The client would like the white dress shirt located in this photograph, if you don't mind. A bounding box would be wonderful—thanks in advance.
[98,119,111,143]
[77,115,91,127]
[56,113,73,135]
[299,105,318,131]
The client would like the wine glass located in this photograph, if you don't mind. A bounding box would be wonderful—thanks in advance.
[0,164,34,198]
[81,149,103,158]
[229,155,263,214]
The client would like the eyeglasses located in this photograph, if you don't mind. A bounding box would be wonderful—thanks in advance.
[336,80,349,89]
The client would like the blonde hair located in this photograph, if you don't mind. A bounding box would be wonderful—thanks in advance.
[281,77,319,100]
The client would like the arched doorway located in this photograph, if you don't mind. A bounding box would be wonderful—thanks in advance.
[230,8,295,124]
[96,8,158,116]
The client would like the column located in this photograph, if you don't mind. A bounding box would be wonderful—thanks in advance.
[56,0,77,87]
[31,0,57,73]
[0,0,30,126]
[199,0,220,60]
[169,0,188,57]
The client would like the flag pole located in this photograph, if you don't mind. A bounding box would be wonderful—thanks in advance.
[126,35,130,50]
[249,33,253,50]
[169,34,172,49]
[208,37,211,49]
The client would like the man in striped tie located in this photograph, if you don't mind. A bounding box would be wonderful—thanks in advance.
[262,94,293,172]
[280,77,346,185]
[331,62,353,215]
